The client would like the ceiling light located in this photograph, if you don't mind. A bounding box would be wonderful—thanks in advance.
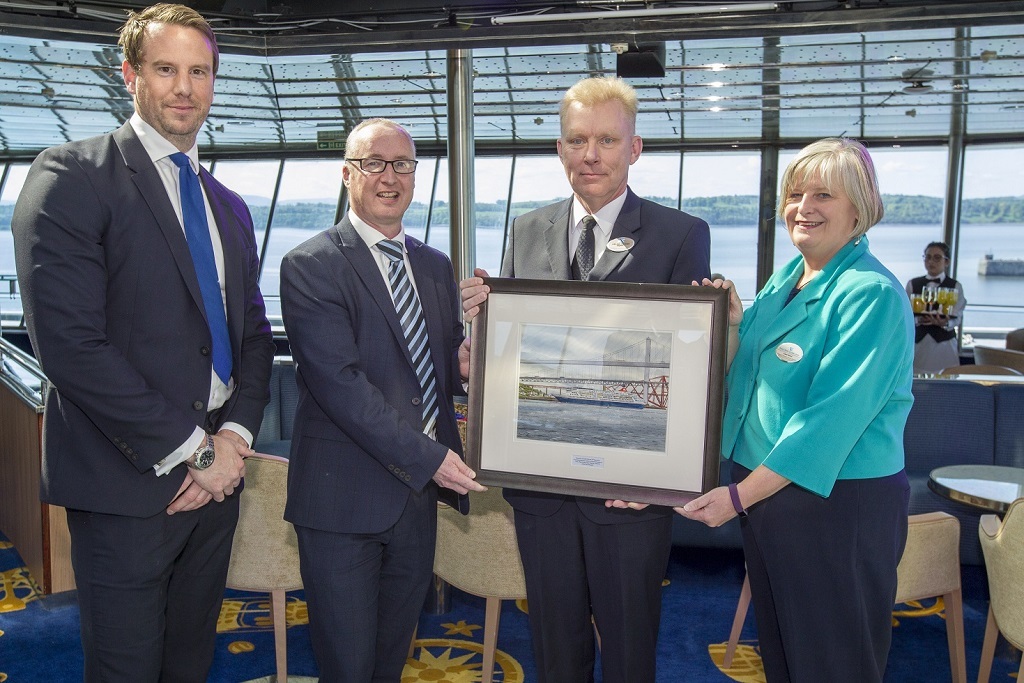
[709,81,725,88]
[903,82,933,94]
[491,2,777,25]
[707,96,722,102]
[709,106,723,112]
[708,63,727,72]
[901,68,934,94]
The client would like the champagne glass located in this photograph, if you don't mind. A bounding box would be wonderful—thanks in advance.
[922,287,937,312]
[945,288,959,317]
[911,294,925,314]
[936,288,951,315]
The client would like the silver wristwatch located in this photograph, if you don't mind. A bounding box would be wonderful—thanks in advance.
[186,433,216,470]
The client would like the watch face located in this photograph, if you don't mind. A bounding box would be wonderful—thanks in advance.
[192,445,216,470]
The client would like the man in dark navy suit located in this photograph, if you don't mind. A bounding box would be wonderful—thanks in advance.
[461,77,712,683]
[280,118,485,682]
[12,5,274,681]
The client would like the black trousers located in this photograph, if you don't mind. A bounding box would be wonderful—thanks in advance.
[296,485,437,683]
[734,463,910,683]
[67,494,239,683]
[513,502,673,683]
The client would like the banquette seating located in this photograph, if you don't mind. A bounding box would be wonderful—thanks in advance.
[253,360,299,458]
[257,360,1024,566]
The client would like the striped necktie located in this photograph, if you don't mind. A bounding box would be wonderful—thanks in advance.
[169,152,232,385]
[378,239,439,434]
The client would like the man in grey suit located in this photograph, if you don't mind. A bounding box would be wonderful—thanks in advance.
[280,118,485,682]
[461,76,711,683]
[12,5,275,681]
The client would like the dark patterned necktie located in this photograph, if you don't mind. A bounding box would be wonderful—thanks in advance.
[378,239,439,433]
[169,152,232,385]
[574,214,597,281]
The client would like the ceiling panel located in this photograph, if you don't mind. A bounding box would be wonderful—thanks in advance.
[0,7,1019,155]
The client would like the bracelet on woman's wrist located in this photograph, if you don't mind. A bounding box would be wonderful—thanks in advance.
[728,482,747,517]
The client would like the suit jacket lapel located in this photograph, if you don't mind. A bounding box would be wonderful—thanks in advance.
[115,124,207,320]
[543,199,573,279]
[589,188,641,282]
[330,220,413,366]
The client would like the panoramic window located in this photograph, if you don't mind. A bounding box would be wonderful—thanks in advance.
[961,144,1024,334]
[680,151,761,299]
[259,159,345,319]
[0,164,30,326]
[473,156,514,276]
[405,156,440,245]
[210,159,281,265]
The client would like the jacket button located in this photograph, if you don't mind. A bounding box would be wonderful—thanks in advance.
[404,474,411,482]
[388,464,395,471]
[411,397,421,406]
[193,401,204,411]
[200,346,210,356]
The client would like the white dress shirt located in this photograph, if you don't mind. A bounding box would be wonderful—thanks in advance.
[129,114,252,475]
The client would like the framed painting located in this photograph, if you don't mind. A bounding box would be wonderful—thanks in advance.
[466,278,729,507]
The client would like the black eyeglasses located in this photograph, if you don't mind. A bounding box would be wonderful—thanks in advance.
[923,253,947,261]
[345,158,418,174]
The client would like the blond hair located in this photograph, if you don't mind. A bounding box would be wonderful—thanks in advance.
[778,137,884,238]
[119,3,219,75]
[560,77,638,135]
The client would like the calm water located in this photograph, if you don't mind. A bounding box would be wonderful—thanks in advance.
[3,222,1021,330]
[516,399,668,452]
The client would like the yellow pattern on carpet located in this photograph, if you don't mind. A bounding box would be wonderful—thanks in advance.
[709,642,765,682]
[404,638,524,682]
[0,567,40,613]
[216,595,309,633]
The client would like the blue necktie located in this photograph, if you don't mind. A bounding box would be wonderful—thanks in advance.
[169,152,232,385]
[378,239,439,434]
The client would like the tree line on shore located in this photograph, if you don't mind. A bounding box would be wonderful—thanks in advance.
[2,194,1022,231]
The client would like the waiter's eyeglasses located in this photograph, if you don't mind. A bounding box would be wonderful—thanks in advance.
[346,158,418,174]
[924,253,947,261]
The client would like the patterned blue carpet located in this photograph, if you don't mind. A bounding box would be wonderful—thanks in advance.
[0,532,1018,682]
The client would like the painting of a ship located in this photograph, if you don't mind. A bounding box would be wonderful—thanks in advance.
[554,387,646,409]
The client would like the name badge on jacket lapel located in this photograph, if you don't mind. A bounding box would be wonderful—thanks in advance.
[606,237,634,253]
[775,342,804,363]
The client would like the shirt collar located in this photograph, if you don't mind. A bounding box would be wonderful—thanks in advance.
[571,189,628,236]
[349,210,406,252]
[130,113,199,172]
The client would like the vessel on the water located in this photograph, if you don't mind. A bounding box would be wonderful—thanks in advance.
[554,387,645,409]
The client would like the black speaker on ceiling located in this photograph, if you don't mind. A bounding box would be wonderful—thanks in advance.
[616,43,666,78]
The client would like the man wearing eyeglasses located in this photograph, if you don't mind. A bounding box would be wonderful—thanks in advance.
[906,241,966,373]
[279,117,485,681]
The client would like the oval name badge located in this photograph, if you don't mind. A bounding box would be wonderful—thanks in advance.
[775,342,804,363]
[606,237,635,253]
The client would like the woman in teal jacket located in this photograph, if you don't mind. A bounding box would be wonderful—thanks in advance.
[680,138,915,682]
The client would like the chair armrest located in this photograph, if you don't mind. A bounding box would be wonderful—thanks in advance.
[251,452,289,465]
[979,514,1002,539]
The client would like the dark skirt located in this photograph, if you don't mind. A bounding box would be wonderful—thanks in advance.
[732,462,910,683]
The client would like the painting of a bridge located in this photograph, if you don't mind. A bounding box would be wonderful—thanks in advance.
[515,323,671,451]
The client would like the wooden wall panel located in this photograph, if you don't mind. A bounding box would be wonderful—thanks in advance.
[0,383,74,593]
